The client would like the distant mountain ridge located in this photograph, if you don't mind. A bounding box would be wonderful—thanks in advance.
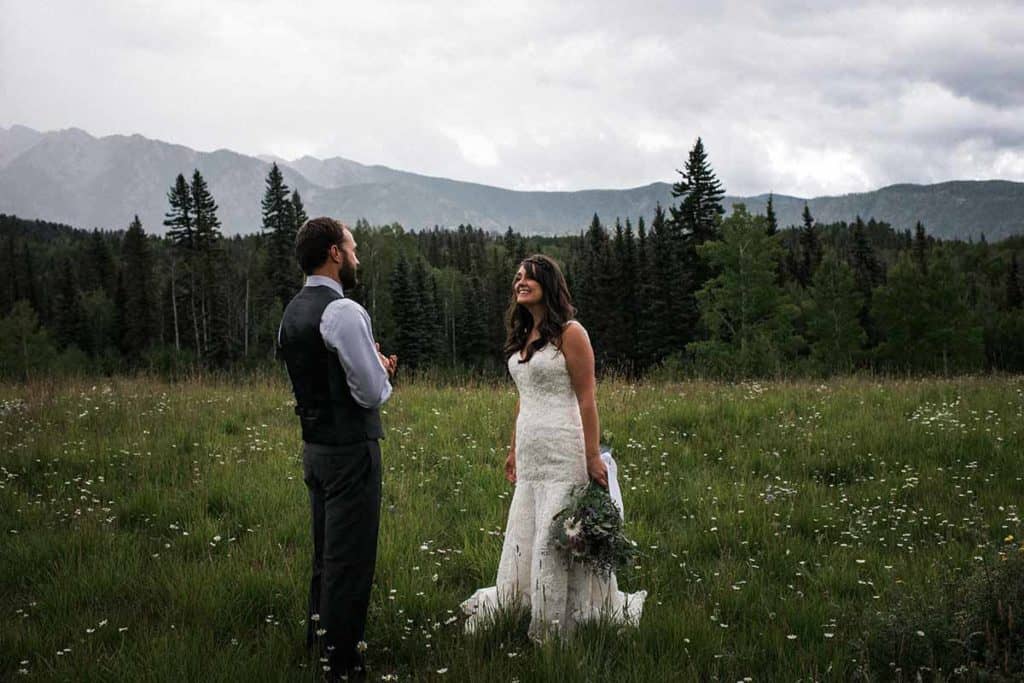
[1,124,1022,241]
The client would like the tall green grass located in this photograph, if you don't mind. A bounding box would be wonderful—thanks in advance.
[1,375,1022,680]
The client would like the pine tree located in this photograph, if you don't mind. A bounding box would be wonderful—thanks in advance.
[192,171,221,249]
[797,203,822,287]
[783,242,801,286]
[80,289,116,358]
[487,247,510,358]
[21,243,40,322]
[765,193,778,236]
[609,218,630,367]
[850,216,882,297]
[191,169,227,360]
[458,274,492,369]
[262,163,298,307]
[166,252,182,352]
[120,215,155,358]
[621,219,639,372]
[85,229,116,297]
[576,214,603,317]
[113,269,127,358]
[429,275,445,364]
[503,226,517,262]
[1007,253,1022,310]
[291,189,308,231]
[849,216,883,346]
[645,203,678,360]
[634,215,657,369]
[667,137,726,348]
[164,174,195,250]
[913,221,929,273]
[0,235,16,314]
[411,258,439,364]
[53,257,84,350]
[513,237,528,263]
[576,214,615,366]
[669,137,726,245]
[390,254,424,370]
[164,173,200,353]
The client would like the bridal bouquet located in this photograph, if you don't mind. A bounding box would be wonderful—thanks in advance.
[550,481,637,577]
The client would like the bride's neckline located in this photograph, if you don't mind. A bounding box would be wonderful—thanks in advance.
[517,339,546,363]
[517,320,578,362]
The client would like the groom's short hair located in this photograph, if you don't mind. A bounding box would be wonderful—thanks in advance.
[296,217,347,274]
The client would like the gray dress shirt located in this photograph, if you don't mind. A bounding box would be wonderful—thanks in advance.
[291,275,393,409]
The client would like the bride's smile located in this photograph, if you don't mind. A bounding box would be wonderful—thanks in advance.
[513,269,543,306]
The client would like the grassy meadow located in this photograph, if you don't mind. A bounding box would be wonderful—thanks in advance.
[1,374,1023,681]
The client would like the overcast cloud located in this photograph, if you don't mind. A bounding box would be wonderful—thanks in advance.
[2,0,1023,196]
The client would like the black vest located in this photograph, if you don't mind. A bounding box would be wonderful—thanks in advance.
[278,285,383,445]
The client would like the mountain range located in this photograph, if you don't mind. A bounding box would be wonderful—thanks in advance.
[1,124,1022,241]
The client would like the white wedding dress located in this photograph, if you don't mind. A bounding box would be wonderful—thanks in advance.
[461,325,646,641]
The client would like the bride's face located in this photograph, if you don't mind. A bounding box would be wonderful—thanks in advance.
[513,266,543,306]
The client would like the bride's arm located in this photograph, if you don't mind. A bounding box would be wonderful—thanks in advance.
[562,323,609,487]
[505,399,519,483]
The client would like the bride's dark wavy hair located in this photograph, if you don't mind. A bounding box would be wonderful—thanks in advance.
[503,254,577,363]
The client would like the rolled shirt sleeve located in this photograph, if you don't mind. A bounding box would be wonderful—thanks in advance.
[319,299,393,409]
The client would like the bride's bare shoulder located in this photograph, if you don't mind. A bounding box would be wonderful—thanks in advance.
[562,319,588,333]
[560,320,591,349]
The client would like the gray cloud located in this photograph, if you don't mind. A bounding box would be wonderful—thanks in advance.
[1,0,1023,196]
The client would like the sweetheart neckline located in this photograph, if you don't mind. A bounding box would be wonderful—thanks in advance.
[515,320,581,362]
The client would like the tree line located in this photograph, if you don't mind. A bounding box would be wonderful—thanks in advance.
[1,141,1022,381]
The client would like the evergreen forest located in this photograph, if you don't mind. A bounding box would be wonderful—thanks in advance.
[2,140,1022,380]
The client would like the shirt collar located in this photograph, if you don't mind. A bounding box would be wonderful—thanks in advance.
[304,275,345,297]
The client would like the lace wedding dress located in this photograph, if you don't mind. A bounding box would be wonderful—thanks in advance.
[461,325,646,640]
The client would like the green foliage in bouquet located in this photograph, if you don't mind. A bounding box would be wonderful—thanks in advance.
[550,482,637,577]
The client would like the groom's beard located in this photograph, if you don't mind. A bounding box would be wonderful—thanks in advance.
[339,259,358,291]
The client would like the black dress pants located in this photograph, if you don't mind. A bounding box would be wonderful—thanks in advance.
[303,440,382,677]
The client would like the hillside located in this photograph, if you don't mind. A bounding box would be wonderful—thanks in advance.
[1,125,1021,240]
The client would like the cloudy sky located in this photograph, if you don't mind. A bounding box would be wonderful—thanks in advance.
[2,0,1023,196]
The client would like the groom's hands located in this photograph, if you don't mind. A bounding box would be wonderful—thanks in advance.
[375,343,398,377]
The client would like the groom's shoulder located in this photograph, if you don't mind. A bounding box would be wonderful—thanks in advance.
[323,297,370,321]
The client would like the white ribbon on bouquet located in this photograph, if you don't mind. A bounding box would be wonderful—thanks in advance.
[600,446,624,520]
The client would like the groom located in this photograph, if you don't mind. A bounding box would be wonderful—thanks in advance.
[278,217,397,680]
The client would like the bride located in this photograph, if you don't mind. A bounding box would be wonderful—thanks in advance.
[461,254,646,641]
